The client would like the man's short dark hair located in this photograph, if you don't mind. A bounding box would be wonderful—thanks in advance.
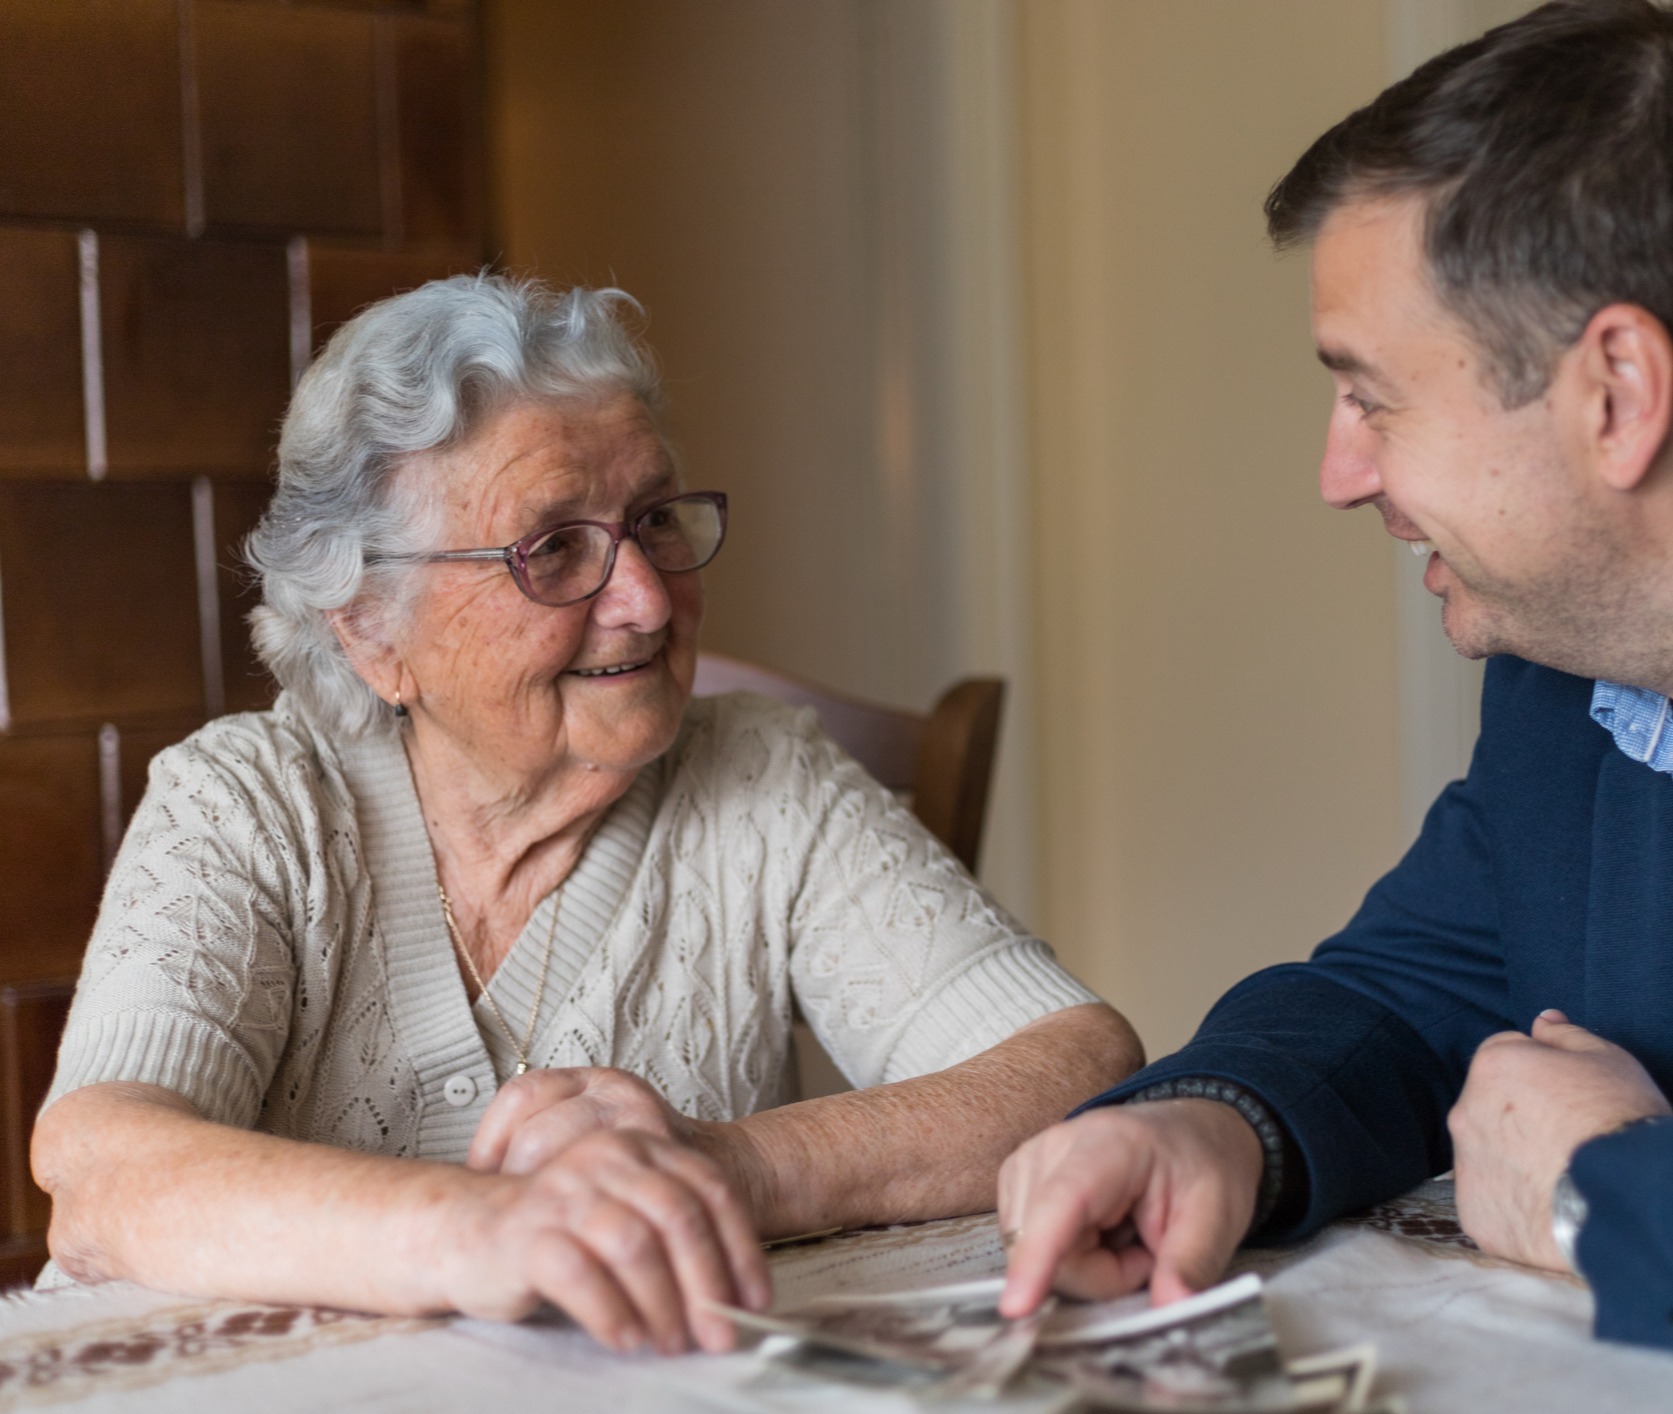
[1266,0,1673,406]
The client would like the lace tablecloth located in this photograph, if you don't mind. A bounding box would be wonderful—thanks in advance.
[0,1183,1666,1412]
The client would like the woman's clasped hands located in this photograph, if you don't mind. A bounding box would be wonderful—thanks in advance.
[445,1067,769,1355]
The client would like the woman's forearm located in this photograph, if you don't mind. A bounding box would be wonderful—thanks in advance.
[35,1079,768,1352]
[44,1008,1140,1309]
[706,1002,1142,1238]
[34,1082,480,1313]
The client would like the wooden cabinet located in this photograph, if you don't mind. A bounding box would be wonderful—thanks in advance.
[0,983,74,1286]
[0,737,104,988]
[194,2,384,238]
[0,483,205,730]
[0,0,186,228]
[99,235,292,480]
[393,18,484,247]
[0,229,85,478]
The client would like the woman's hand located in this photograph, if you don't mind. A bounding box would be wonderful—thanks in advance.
[443,1128,771,1354]
[467,1068,773,1245]
[467,1067,693,1174]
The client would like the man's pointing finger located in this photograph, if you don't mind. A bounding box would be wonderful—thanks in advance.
[999,1179,1099,1318]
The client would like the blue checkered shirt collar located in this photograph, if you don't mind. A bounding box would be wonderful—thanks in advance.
[1590,680,1673,774]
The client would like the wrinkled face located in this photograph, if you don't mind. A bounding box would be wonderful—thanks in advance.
[1312,196,1625,665]
[394,394,701,783]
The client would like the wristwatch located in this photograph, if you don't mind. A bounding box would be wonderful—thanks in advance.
[1550,1169,1588,1275]
[1551,1114,1673,1277]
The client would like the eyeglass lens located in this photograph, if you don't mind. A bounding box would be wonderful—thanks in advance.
[520,495,724,605]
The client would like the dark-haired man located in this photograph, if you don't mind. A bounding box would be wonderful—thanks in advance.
[998,0,1673,1350]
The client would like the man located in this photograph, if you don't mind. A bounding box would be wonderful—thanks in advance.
[998,0,1673,1351]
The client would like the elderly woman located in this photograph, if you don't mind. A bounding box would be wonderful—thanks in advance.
[33,276,1140,1354]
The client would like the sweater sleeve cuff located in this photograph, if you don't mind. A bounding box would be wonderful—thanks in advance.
[880,939,1101,1082]
[1569,1114,1673,1350]
[43,1009,265,1130]
[1115,1076,1293,1235]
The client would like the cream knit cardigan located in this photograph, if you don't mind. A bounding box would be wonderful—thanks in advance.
[46,691,1095,1163]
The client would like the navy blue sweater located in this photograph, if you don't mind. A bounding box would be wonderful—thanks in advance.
[1084,655,1673,1349]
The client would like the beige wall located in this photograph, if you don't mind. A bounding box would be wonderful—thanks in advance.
[1018,1,1402,1054]
[487,1,1431,1063]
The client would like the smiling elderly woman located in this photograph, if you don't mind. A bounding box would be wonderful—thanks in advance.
[32,276,1140,1354]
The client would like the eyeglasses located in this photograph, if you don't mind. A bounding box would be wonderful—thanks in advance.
[369,490,727,608]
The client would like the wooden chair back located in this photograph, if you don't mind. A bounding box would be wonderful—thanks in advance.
[692,653,1005,875]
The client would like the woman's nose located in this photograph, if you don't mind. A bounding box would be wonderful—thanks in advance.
[591,536,672,630]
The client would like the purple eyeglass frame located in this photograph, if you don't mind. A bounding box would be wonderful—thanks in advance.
[368,490,728,608]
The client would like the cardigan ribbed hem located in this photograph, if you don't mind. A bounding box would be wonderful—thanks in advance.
[880,939,1099,1082]
[46,1010,263,1127]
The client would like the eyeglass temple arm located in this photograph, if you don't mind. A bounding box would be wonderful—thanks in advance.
[366,547,515,565]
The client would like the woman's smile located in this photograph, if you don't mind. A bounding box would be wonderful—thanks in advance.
[565,642,664,679]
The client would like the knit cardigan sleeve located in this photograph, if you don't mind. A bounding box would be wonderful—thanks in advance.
[755,699,1099,1088]
[43,715,327,1127]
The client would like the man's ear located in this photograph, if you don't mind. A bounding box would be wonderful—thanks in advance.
[327,605,405,708]
[1575,304,1673,492]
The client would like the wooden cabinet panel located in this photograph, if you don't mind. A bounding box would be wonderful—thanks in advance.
[315,1,474,14]
[100,235,290,479]
[1,983,74,1249]
[0,737,102,986]
[0,0,186,228]
[306,243,481,356]
[211,480,277,713]
[0,483,205,730]
[0,229,84,477]
[394,19,483,247]
[194,2,383,237]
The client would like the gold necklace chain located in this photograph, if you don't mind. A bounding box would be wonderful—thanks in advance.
[437,884,559,1078]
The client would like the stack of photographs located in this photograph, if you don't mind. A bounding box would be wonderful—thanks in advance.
[712,1272,1401,1411]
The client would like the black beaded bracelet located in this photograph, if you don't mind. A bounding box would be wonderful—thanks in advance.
[1122,1076,1288,1234]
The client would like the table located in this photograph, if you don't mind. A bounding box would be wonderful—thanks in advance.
[0,1182,1666,1412]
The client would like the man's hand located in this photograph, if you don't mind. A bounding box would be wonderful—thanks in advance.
[1449,1010,1671,1271]
[468,1068,690,1175]
[997,1098,1265,1319]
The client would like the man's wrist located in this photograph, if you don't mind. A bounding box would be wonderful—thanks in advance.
[1553,1112,1673,1278]
[1123,1077,1288,1232]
